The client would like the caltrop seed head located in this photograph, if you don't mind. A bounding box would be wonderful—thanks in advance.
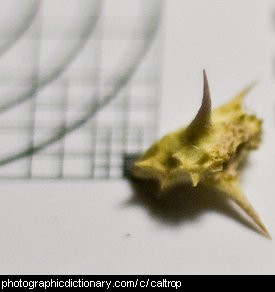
[132,71,270,238]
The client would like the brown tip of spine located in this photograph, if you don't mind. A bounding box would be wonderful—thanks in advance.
[184,70,212,141]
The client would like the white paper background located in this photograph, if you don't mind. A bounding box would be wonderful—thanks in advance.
[1,0,275,275]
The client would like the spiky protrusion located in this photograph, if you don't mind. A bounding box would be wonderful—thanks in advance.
[132,71,269,238]
[184,70,212,142]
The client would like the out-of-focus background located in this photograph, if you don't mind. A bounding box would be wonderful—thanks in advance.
[0,0,275,274]
[0,0,163,179]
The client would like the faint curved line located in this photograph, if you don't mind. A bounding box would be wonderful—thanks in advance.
[0,0,164,166]
[0,0,102,114]
[0,0,41,57]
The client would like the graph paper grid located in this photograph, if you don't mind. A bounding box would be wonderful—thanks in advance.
[0,0,163,179]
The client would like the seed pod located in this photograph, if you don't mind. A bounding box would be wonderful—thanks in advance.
[132,71,270,238]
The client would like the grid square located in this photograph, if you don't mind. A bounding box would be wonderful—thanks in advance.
[63,155,90,178]
[31,155,60,178]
